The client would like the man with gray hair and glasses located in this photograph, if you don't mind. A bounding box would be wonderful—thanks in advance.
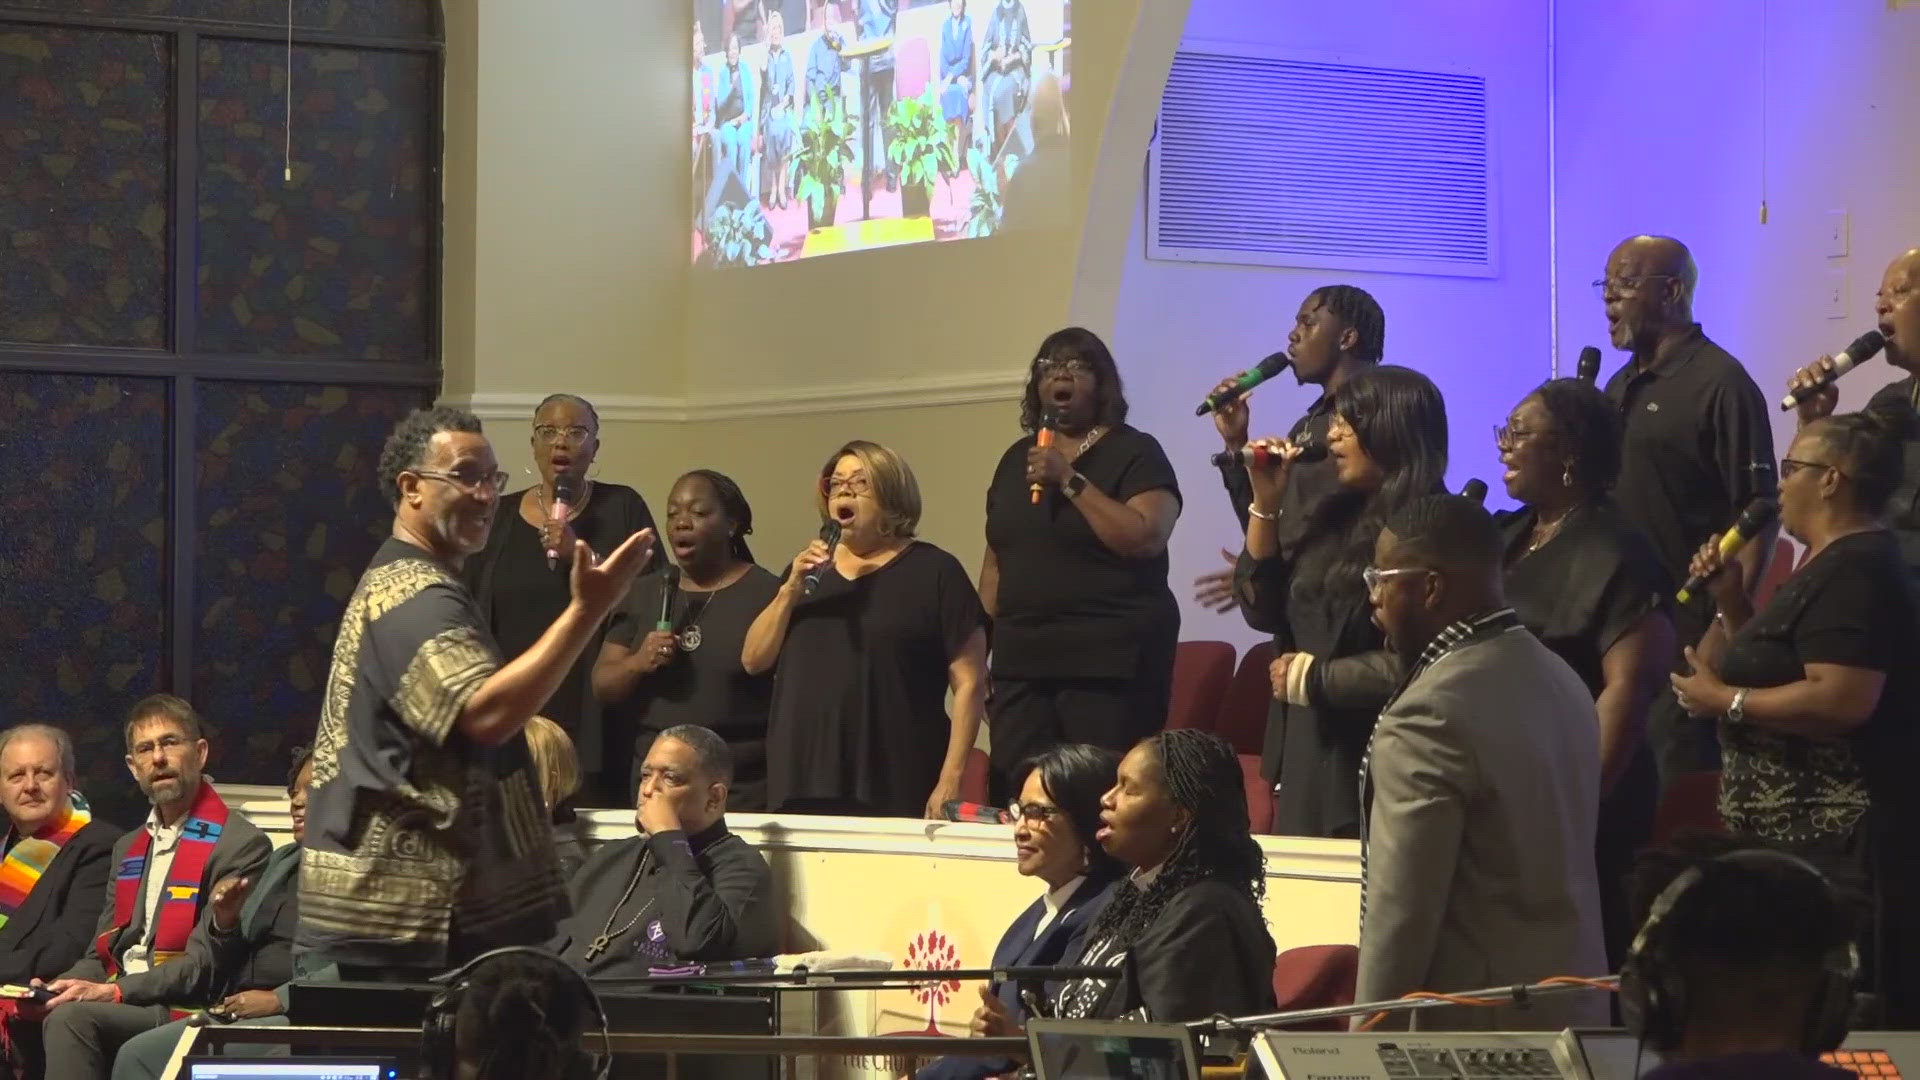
[0,724,118,986]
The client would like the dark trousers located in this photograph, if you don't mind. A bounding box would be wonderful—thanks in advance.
[862,63,895,185]
[41,1001,174,1079]
[987,675,1169,803]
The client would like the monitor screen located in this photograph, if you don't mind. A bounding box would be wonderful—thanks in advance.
[185,1061,398,1080]
[1027,1020,1199,1080]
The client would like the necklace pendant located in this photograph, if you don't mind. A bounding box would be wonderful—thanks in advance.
[679,626,702,652]
[585,934,611,961]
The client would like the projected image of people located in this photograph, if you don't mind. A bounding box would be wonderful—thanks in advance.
[692,0,1072,266]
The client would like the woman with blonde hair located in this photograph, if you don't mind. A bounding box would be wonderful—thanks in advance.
[524,715,589,878]
[745,441,988,819]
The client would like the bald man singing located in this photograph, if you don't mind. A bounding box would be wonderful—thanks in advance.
[1597,236,1777,782]
[1788,248,1920,572]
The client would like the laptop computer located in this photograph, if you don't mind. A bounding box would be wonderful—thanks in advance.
[182,1061,398,1080]
[1026,1019,1202,1080]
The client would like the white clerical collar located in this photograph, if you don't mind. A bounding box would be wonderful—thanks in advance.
[1044,875,1086,916]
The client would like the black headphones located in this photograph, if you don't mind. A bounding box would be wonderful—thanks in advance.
[1619,848,1857,1055]
[419,946,612,1080]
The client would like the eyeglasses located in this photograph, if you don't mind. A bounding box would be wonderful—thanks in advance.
[1362,566,1431,595]
[823,475,873,496]
[533,424,594,446]
[1008,801,1064,824]
[131,734,188,757]
[1780,458,1842,481]
[411,468,511,493]
[1033,358,1095,377]
[1591,274,1680,299]
[1493,423,1538,448]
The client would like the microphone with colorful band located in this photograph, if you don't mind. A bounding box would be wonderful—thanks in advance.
[940,800,1013,824]
[1676,499,1780,605]
[1032,409,1059,505]
[802,519,842,597]
[656,565,681,633]
[1209,429,1328,469]
[544,471,580,570]
[1778,330,1887,411]
[1196,351,1291,416]
[1576,345,1602,384]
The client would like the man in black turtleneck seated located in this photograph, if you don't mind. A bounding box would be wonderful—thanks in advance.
[553,724,779,975]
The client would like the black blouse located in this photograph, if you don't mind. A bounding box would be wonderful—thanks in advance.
[604,566,780,808]
[1717,529,1920,849]
[984,424,1181,681]
[465,482,656,772]
[1496,502,1672,697]
[764,542,986,817]
[1865,377,1920,573]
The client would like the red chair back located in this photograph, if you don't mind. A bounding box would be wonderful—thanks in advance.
[1215,641,1276,756]
[959,746,990,805]
[1271,945,1359,1030]
[1651,770,1724,846]
[1240,754,1275,834]
[893,36,932,100]
[1165,640,1235,732]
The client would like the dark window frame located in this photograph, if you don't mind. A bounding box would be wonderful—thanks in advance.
[0,2,444,705]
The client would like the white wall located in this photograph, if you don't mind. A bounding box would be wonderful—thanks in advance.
[1103,0,1554,650]
[1552,0,1920,465]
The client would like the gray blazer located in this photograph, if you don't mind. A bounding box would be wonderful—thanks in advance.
[1356,627,1610,1031]
[59,797,272,1000]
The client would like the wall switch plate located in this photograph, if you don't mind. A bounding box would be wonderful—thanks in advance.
[1826,210,1849,258]
[1826,267,1848,320]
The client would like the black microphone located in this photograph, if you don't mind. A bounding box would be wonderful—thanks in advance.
[1461,478,1488,504]
[545,472,580,569]
[1677,499,1780,604]
[1210,430,1327,469]
[1196,352,1290,416]
[655,565,681,633]
[802,520,842,596]
[1779,330,1887,411]
[1576,346,1602,384]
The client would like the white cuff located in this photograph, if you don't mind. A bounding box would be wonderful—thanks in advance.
[1283,652,1317,706]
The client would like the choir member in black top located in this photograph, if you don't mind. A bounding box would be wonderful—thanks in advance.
[465,393,657,804]
[1671,411,1920,1026]
[746,441,988,819]
[596,470,779,807]
[1238,365,1448,838]
[1598,236,1777,780]
[1787,247,1920,575]
[980,328,1182,799]
[975,730,1275,1024]
[1492,378,1675,968]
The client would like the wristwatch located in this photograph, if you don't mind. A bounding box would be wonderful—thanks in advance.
[1727,688,1750,723]
[1063,473,1088,500]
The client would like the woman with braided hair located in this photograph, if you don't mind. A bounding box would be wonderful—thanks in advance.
[973,729,1276,1031]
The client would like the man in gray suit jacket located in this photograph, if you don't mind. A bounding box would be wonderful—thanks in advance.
[1357,495,1609,1030]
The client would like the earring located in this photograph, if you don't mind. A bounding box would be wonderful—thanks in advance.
[1561,464,1575,488]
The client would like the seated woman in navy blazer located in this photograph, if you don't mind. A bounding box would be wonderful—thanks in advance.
[917,744,1123,1080]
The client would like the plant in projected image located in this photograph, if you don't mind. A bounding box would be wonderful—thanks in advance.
[794,96,857,232]
[702,202,773,268]
[884,93,957,218]
[967,146,1014,239]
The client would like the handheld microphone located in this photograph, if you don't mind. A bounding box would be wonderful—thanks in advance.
[1676,499,1779,604]
[545,472,580,570]
[802,519,842,597]
[1576,346,1602,384]
[1209,430,1327,469]
[1461,478,1488,504]
[656,565,681,632]
[1032,410,1058,505]
[1196,352,1290,416]
[940,800,1012,824]
[1778,330,1887,411]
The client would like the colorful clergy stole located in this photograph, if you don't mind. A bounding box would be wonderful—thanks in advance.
[0,793,92,933]
[95,782,231,977]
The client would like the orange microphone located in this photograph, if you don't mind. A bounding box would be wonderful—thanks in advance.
[1032,414,1057,504]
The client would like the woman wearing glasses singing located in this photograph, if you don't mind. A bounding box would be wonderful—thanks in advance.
[979,328,1182,802]
[746,440,987,819]
[466,393,657,804]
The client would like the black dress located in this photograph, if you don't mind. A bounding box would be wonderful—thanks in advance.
[984,424,1182,796]
[1053,878,1277,1022]
[465,482,656,799]
[1496,501,1669,969]
[1716,529,1920,1025]
[764,541,985,817]
[1865,377,1920,577]
[604,566,781,808]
